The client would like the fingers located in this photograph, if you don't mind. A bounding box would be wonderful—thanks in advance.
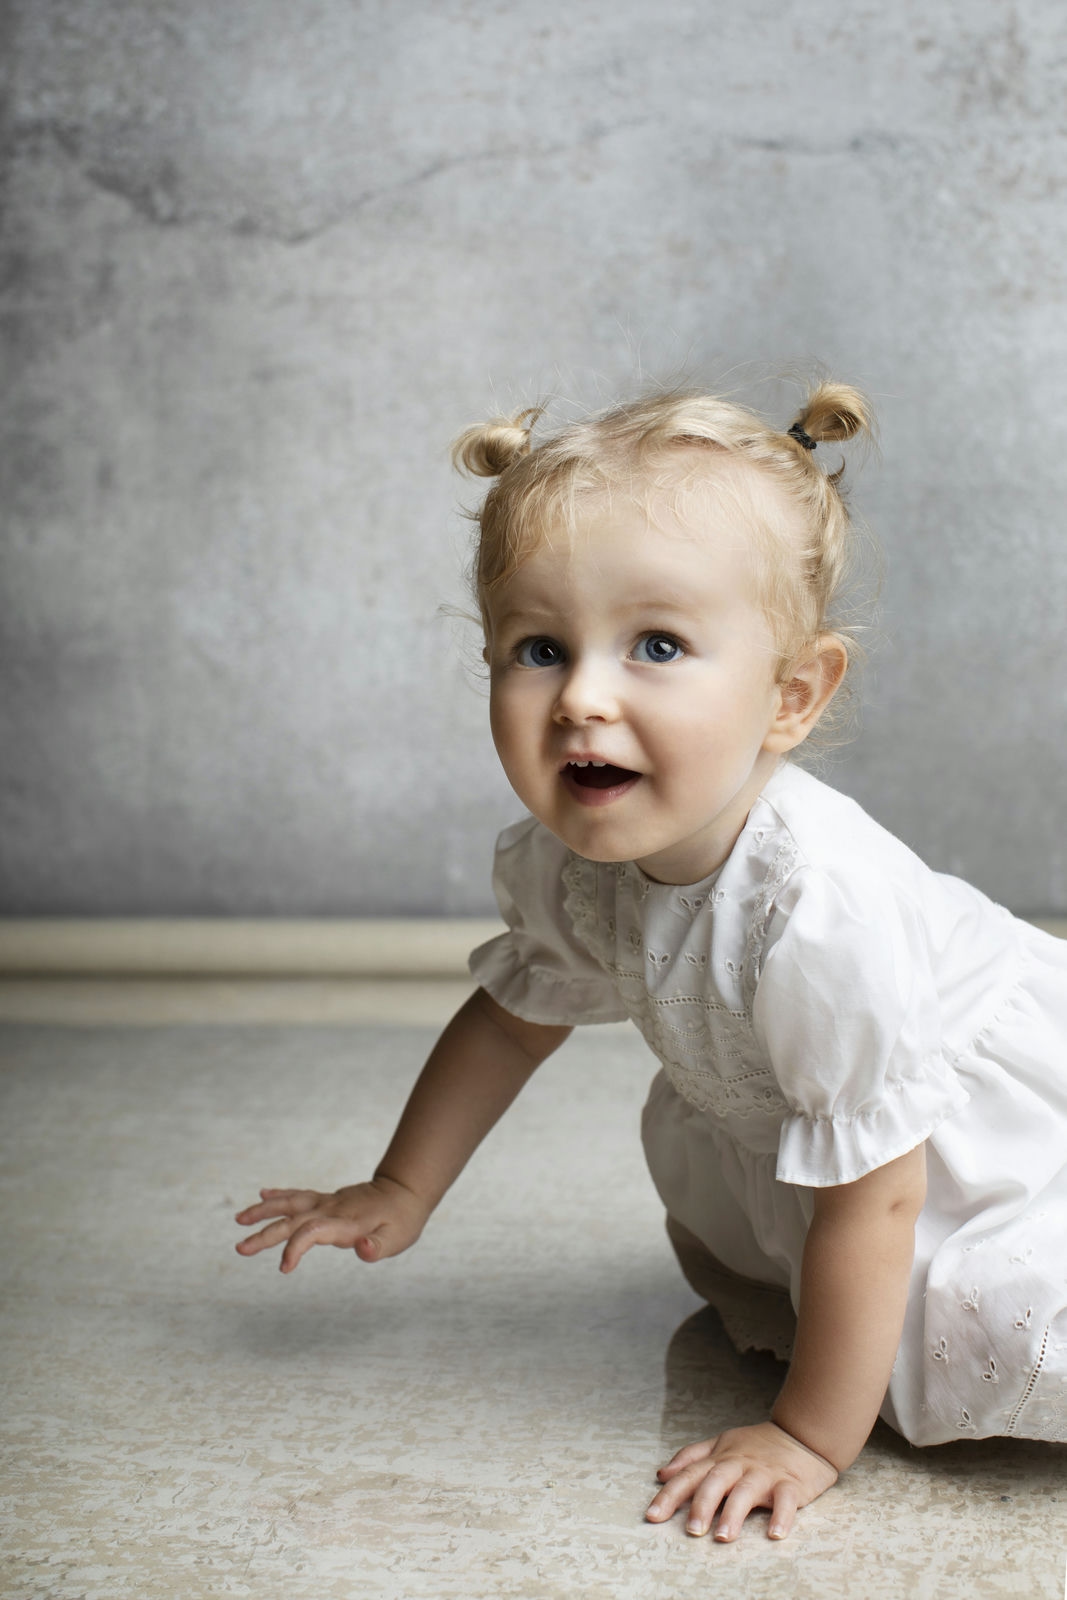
[279,1215,375,1273]
[647,1436,809,1542]
[646,1456,729,1525]
[768,1483,799,1541]
[234,1181,426,1271]
[649,1464,792,1543]
[234,1190,322,1257]
[235,1214,309,1255]
[712,1478,799,1542]
[655,1437,718,1481]
[687,1465,745,1537]
[234,1189,320,1226]
[709,1476,772,1543]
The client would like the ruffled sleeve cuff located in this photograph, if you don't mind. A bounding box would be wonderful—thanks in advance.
[469,932,629,1027]
[775,1057,971,1187]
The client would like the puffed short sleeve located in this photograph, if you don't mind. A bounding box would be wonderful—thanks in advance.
[752,865,970,1187]
[468,817,629,1026]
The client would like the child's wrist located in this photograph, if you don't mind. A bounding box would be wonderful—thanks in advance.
[372,1167,435,1212]
[768,1414,843,1476]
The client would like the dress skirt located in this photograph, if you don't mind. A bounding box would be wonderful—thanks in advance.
[641,922,1067,1447]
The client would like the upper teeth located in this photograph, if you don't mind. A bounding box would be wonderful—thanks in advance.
[571,760,607,768]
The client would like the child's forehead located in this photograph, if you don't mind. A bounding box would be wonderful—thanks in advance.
[493,463,776,619]
[550,450,782,553]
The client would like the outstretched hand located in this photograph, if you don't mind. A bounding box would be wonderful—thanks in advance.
[645,1421,838,1542]
[235,1176,430,1273]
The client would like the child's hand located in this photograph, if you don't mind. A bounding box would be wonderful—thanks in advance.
[234,1176,430,1273]
[645,1421,838,1542]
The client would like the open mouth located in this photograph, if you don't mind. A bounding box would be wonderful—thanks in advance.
[565,761,640,789]
[560,760,641,803]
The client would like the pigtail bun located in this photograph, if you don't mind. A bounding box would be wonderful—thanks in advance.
[788,381,872,448]
[452,407,542,477]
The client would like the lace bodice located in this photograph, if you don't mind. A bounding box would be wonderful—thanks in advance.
[559,837,799,1126]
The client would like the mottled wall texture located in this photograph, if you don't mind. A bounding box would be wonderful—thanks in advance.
[3,2,1066,915]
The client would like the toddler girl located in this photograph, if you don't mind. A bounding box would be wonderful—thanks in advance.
[237,382,1067,1542]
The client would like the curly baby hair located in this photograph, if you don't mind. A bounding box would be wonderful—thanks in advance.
[453,380,878,751]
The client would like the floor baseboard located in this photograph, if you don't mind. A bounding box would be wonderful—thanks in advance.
[0,919,506,977]
[0,914,1063,982]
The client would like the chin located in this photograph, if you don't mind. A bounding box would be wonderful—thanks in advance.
[569,842,631,863]
[556,826,646,864]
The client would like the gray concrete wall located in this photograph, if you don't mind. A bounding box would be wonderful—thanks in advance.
[3,0,1066,916]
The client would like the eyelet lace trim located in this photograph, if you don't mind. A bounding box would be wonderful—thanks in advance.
[925,1238,1067,1442]
[714,1293,796,1364]
[658,1059,787,1119]
[742,838,800,1010]
[1005,1322,1067,1441]
[561,848,794,1120]
[561,854,609,964]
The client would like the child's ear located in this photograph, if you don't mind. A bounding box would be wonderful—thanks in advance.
[764,635,848,753]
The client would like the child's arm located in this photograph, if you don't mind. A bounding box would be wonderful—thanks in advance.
[235,987,571,1273]
[646,1142,927,1541]
[771,1141,927,1465]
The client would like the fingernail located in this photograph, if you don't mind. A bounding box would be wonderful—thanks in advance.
[714,1526,732,1541]
[686,1520,705,1536]
[769,1524,786,1539]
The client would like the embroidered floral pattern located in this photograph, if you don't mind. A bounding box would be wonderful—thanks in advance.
[659,1061,786,1119]
[561,843,793,1121]
[926,1233,1066,1443]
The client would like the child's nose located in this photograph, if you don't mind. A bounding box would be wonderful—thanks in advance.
[551,657,621,724]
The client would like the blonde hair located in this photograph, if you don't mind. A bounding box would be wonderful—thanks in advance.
[453,381,876,749]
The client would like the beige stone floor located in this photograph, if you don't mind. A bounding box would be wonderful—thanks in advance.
[2,980,1066,1599]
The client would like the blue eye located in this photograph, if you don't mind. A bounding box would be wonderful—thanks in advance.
[633,633,683,664]
[516,636,564,668]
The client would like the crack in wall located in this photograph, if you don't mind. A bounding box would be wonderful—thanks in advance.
[8,114,657,245]
[4,114,945,248]
[15,113,952,248]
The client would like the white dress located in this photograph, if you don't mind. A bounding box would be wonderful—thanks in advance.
[469,761,1067,1447]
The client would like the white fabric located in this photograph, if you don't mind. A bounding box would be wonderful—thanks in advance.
[469,761,1067,1447]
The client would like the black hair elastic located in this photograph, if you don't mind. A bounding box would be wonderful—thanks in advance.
[787,422,817,451]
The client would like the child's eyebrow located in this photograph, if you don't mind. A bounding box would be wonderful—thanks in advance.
[623,595,712,618]
[489,602,560,632]
[613,594,727,627]
[491,593,721,631]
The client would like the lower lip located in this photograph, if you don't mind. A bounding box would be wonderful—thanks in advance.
[560,769,641,807]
